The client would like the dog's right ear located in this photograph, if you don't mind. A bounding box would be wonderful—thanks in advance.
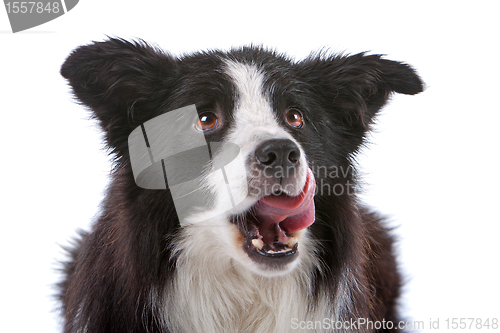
[61,38,178,158]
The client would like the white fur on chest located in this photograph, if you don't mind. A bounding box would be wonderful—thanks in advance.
[164,219,334,333]
[161,60,352,332]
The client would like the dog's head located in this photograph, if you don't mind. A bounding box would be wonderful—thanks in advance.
[62,38,423,276]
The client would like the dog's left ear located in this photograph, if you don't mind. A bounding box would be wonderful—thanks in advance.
[297,53,424,129]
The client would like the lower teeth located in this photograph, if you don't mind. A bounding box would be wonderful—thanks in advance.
[251,237,298,253]
[267,248,290,254]
[285,236,298,248]
[251,238,264,250]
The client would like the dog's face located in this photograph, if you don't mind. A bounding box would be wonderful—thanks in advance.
[195,60,315,276]
[61,39,423,277]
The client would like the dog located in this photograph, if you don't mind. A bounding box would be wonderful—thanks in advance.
[58,38,423,333]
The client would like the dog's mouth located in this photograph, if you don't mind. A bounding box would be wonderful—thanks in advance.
[231,168,316,269]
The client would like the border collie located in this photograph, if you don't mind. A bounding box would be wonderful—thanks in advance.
[59,38,423,333]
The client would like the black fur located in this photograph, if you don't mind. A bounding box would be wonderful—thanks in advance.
[59,38,423,332]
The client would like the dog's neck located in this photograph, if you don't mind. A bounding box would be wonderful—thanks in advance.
[162,219,338,333]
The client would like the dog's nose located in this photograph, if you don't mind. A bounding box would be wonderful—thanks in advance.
[255,139,300,171]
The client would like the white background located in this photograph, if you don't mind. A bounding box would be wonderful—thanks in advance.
[1,1,499,332]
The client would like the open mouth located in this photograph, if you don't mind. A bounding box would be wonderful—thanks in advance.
[245,213,300,257]
[231,168,316,269]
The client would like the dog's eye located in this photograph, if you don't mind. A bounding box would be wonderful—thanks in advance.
[197,112,218,131]
[285,109,304,128]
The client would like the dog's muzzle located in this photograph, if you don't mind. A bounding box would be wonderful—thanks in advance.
[250,138,303,197]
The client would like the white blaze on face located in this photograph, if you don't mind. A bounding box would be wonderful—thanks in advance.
[224,60,288,154]
[175,60,314,280]
[219,61,308,209]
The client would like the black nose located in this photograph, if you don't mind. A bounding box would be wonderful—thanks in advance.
[254,139,300,171]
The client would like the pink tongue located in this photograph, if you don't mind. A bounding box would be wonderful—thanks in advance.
[254,167,316,240]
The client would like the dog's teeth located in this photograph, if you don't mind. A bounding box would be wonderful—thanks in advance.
[252,238,264,250]
[268,248,287,254]
[286,237,298,248]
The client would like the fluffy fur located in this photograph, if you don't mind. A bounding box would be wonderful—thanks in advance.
[59,38,423,333]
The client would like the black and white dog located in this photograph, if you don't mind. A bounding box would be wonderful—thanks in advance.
[59,38,423,333]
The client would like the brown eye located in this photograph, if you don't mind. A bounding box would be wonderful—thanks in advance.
[285,109,304,128]
[197,112,218,131]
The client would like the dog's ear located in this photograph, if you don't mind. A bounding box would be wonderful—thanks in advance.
[61,38,178,159]
[297,52,423,131]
